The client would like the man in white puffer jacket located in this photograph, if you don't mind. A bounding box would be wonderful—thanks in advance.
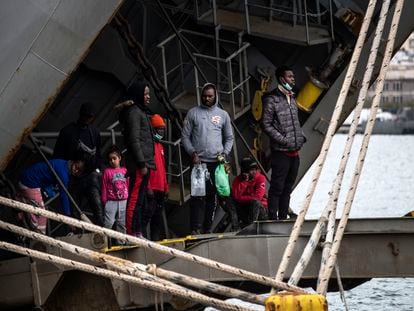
[182,83,234,234]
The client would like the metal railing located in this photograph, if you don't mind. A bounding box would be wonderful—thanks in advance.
[31,121,191,204]
[243,0,335,44]
[157,29,251,120]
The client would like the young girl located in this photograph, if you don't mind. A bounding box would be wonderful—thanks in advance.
[101,145,129,234]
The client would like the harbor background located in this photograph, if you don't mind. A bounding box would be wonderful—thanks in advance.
[292,134,414,310]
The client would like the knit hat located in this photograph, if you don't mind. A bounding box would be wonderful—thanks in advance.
[240,157,258,172]
[151,114,166,128]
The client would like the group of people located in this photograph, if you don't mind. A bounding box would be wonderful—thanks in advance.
[181,65,306,234]
[17,64,306,239]
[18,85,169,241]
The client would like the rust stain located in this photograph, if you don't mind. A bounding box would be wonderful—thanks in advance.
[0,77,68,171]
[0,1,124,171]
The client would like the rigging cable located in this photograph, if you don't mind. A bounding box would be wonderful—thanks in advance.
[287,0,392,286]
[0,219,265,305]
[273,0,378,288]
[0,195,307,294]
[0,241,254,311]
[317,0,405,295]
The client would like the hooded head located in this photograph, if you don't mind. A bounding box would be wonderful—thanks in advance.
[201,83,218,107]
[127,80,150,107]
[78,102,95,125]
[275,65,295,92]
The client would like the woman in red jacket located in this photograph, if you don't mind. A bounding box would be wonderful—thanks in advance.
[231,157,268,227]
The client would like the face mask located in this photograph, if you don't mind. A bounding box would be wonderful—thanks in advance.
[282,82,293,91]
[154,133,163,141]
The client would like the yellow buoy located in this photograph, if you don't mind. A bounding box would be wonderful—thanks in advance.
[265,292,328,311]
[296,76,328,113]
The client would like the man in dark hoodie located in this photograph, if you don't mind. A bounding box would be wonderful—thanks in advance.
[53,102,103,226]
[117,80,155,237]
[261,66,306,220]
[182,83,234,234]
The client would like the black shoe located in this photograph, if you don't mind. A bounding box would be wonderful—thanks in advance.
[191,229,201,235]
[288,212,297,219]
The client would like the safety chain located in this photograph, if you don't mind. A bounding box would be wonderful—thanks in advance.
[0,219,265,305]
[0,241,254,311]
[273,0,378,288]
[113,13,183,131]
[0,196,307,294]
[317,0,405,295]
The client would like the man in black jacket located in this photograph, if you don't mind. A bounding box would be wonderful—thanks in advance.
[53,102,103,225]
[117,80,155,237]
[261,66,305,220]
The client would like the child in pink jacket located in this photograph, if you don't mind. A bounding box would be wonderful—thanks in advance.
[101,145,129,235]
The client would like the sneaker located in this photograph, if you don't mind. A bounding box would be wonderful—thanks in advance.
[191,229,201,235]
[132,232,144,238]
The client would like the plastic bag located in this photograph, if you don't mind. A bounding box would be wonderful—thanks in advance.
[215,163,230,197]
[191,163,209,197]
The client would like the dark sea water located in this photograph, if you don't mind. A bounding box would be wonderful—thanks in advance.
[292,134,414,310]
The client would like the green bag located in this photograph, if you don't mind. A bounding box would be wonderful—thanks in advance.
[215,163,230,197]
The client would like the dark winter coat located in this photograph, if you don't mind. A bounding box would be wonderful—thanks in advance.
[53,122,102,172]
[261,87,305,152]
[118,101,155,170]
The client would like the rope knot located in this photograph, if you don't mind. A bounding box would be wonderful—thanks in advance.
[147,264,158,276]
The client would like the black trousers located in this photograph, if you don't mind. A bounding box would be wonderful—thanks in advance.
[142,190,165,240]
[236,199,268,227]
[268,151,300,220]
[190,161,224,233]
[70,171,103,226]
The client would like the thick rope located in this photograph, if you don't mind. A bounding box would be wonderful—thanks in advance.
[287,0,392,286]
[0,241,255,311]
[317,0,405,295]
[0,219,265,305]
[273,0,378,288]
[0,196,306,294]
[317,0,393,284]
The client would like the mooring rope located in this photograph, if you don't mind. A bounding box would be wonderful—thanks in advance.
[0,196,306,294]
[273,0,378,287]
[317,0,393,286]
[287,0,392,286]
[317,0,405,295]
[0,219,265,305]
[0,241,256,311]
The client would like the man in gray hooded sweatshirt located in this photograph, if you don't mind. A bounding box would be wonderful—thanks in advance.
[182,83,234,234]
